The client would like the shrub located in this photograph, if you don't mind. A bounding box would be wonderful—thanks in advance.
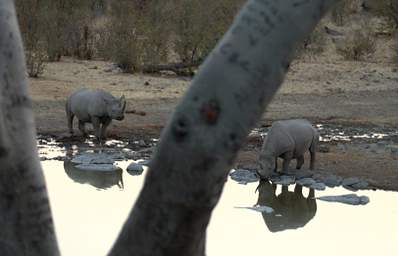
[365,0,398,29]
[330,0,359,26]
[15,0,48,77]
[336,28,376,60]
[26,44,47,78]
[172,0,241,64]
[296,23,327,57]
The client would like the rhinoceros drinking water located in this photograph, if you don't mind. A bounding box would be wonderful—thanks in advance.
[258,119,319,179]
[66,88,127,142]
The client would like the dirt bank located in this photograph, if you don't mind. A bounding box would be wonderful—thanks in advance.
[30,57,398,190]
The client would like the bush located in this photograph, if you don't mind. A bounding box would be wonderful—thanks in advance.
[365,0,398,29]
[296,23,327,58]
[26,46,47,78]
[172,0,241,64]
[99,1,148,72]
[330,0,359,26]
[336,28,376,60]
[15,0,49,77]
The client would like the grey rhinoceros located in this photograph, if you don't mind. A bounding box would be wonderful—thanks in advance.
[66,88,127,142]
[258,119,319,178]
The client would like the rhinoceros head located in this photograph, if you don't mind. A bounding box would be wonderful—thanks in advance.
[106,95,126,121]
[257,154,275,179]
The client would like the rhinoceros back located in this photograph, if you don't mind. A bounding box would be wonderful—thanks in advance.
[275,119,317,157]
[67,88,111,122]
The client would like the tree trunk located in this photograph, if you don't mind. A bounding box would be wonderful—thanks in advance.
[109,0,338,255]
[0,1,60,255]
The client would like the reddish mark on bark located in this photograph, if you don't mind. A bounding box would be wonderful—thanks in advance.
[200,99,220,125]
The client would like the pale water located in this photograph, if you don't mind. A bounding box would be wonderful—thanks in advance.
[41,160,398,256]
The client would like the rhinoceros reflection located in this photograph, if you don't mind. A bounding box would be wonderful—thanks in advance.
[64,160,124,190]
[257,180,317,232]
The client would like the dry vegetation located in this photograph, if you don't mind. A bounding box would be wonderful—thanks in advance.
[14,0,398,77]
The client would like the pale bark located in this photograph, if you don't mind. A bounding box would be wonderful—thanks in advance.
[109,0,338,255]
[0,1,59,255]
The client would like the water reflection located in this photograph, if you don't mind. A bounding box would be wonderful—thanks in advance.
[63,160,124,190]
[257,180,316,232]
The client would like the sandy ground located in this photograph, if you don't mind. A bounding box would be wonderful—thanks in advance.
[29,57,398,190]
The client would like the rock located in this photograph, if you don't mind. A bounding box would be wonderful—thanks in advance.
[126,162,144,175]
[342,177,369,191]
[310,182,326,191]
[343,185,358,192]
[40,156,47,161]
[108,152,125,161]
[75,164,121,172]
[317,194,370,205]
[296,178,316,186]
[71,153,115,165]
[229,169,259,184]
[122,148,132,153]
[312,173,324,182]
[235,205,274,213]
[51,156,67,161]
[137,159,151,166]
[324,175,342,187]
[342,177,361,186]
[294,170,313,179]
[351,180,369,190]
[271,175,295,186]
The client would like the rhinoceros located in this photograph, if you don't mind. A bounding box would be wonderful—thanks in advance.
[258,119,319,178]
[66,88,126,142]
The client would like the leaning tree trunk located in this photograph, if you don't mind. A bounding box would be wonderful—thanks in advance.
[0,0,338,255]
[0,1,59,255]
[109,1,338,255]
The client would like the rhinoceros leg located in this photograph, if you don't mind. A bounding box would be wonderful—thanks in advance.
[294,184,303,194]
[309,143,316,170]
[91,117,101,142]
[281,151,293,174]
[309,133,319,170]
[309,150,316,170]
[78,120,87,137]
[296,155,304,169]
[66,111,74,135]
[100,118,112,141]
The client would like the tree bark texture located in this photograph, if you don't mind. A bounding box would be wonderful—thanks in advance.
[0,1,59,255]
[109,0,338,255]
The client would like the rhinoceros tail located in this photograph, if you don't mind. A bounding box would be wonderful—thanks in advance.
[65,99,74,134]
[309,129,319,153]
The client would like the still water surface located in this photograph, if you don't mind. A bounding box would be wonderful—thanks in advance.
[42,161,398,256]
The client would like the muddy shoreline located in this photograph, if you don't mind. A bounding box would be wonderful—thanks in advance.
[37,120,398,191]
[31,58,398,191]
